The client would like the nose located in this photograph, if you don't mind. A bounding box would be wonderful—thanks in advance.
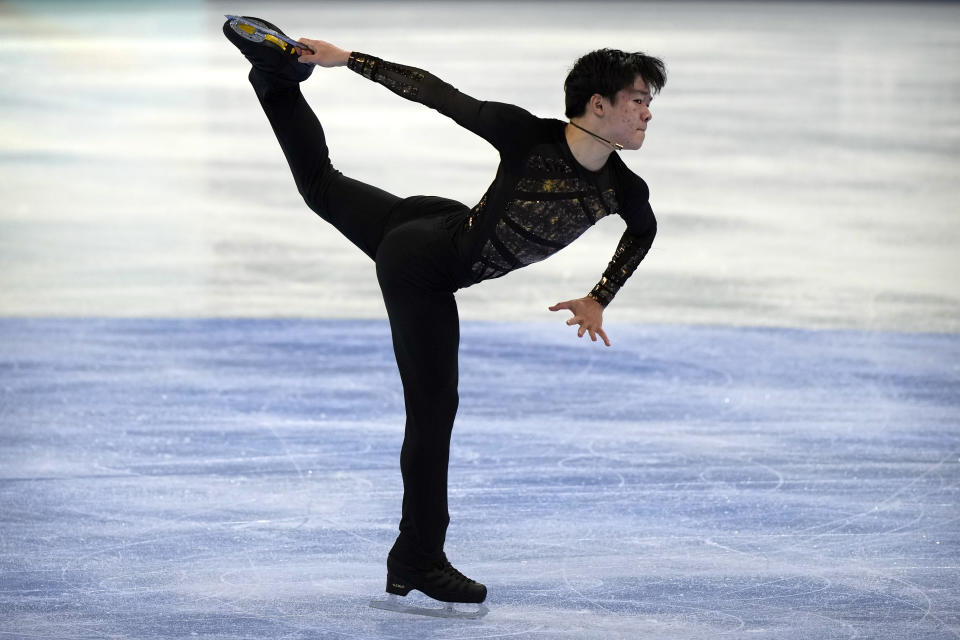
[642,105,652,123]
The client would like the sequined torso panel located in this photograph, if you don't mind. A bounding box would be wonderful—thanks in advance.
[469,144,623,281]
[347,52,658,307]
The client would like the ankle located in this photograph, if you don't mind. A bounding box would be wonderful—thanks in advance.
[389,532,445,566]
[248,67,300,100]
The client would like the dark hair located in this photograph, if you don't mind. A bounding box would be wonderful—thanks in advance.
[564,48,666,118]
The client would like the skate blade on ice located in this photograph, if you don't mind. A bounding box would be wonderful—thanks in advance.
[369,593,489,619]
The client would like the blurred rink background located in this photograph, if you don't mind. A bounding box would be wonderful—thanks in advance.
[1,0,957,327]
[1,1,959,639]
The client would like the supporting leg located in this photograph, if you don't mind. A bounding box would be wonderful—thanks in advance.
[377,279,461,557]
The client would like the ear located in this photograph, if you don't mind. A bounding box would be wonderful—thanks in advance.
[588,93,606,117]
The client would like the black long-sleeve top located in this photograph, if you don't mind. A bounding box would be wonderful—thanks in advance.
[348,53,657,307]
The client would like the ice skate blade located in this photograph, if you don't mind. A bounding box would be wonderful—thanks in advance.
[224,15,313,53]
[369,593,489,619]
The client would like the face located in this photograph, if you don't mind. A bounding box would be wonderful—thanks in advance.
[600,75,653,150]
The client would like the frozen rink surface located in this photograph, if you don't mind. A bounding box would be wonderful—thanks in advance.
[1,319,958,639]
[1,0,959,329]
[2,0,959,638]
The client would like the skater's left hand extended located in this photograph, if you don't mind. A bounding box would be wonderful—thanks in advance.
[549,297,610,347]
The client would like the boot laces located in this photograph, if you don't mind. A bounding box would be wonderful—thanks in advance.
[433,558,474,585]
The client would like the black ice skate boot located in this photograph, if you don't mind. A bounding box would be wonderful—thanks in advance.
[222,15,314,84]
[386,551,487,604]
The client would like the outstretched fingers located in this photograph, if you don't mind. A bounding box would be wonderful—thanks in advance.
[549,298,611,347]
[595,327,611,347]
[580,324,611,346]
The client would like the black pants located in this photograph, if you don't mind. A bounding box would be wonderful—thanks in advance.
[250,70,473,561]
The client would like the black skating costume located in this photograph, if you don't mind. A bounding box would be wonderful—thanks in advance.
[238,35,656,600]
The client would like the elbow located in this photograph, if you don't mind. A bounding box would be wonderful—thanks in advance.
[633,214,656,245]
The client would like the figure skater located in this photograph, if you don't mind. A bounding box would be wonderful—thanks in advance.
[223,15,664,610]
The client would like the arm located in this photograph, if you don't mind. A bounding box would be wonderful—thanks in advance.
[588,189,657,307]
[296,39,532,151]
[586,222,656,308]
[548,204,657,347]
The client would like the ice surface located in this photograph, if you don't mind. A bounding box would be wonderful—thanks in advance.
[1,1,958,637]
[1,318,957,639]
[0,1,959,329]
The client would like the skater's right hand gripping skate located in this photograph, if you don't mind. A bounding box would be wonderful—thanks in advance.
[296,39,351,67]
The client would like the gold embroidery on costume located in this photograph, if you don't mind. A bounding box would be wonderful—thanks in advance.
[346,53,655,305]
[468,155,621,281]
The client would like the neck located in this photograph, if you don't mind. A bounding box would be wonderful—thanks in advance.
[565,119,616,171]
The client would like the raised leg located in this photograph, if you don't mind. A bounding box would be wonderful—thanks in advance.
[249,69,403,260]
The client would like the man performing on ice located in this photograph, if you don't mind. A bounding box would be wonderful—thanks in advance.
[223,15,665,616]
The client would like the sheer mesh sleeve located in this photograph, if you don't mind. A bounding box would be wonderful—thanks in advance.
[587,225,656,308]
[347,52,431,101]
[347,52,533,152]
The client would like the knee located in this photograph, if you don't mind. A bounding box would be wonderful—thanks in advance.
[409,384,459,435]
[431,383,459,429]
[437,385,459,419]
[298,160,340,213]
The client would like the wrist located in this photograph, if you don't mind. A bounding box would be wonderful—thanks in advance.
[588,282,614,308]
[347,51,379,78]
